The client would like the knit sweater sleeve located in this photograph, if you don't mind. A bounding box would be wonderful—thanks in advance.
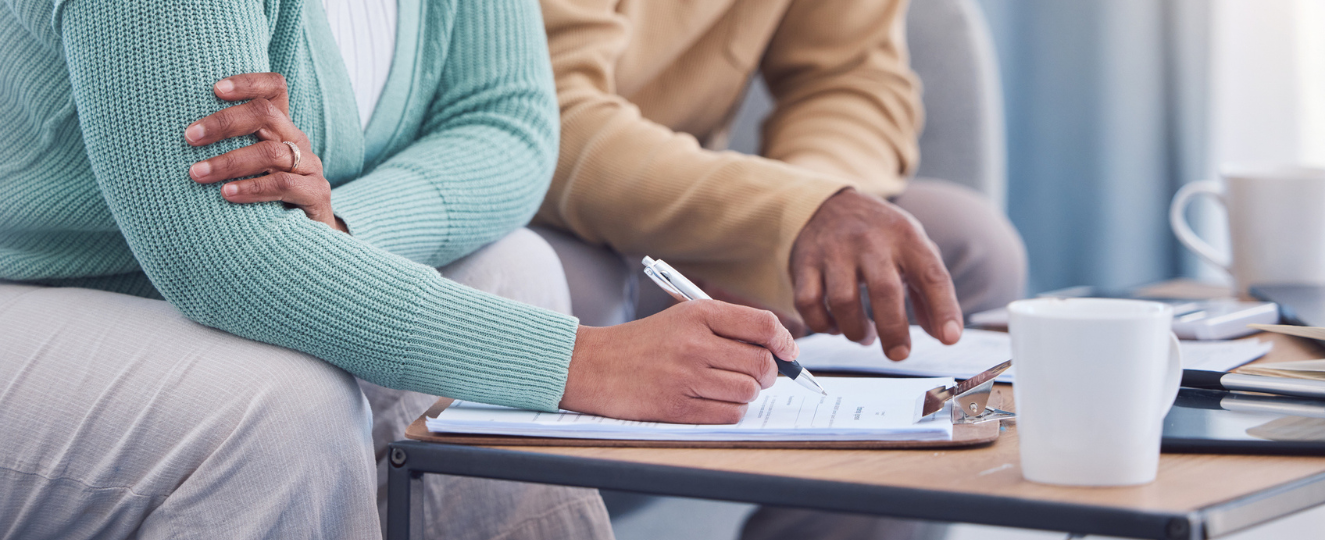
[330,0,561,267]
[759,0,923,198]
[55,0,576,411]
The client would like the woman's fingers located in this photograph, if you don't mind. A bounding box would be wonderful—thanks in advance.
[187,73,295,145]
[685,368,764,404]
[185,98,302,147]
[220,173,335,220]
[219,173,342,232]
[184,74,343,233]
[190,140,320,183]
[669,399,749,425]
[220,172,327,205]
[213,73,290,115]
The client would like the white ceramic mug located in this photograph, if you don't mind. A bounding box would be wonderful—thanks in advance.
[1008,298,1182,486]
[1170,165,1325,292]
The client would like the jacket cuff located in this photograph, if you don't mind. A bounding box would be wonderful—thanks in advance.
[395,275,578,412]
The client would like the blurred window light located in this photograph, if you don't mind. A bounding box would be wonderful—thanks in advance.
[1193,0,1325,283]
[1299,0,1325,164]
[1209,0,1325,167]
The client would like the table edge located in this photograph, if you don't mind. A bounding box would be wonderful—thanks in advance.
[387,440,1200,540]
[1200,468,1325,537]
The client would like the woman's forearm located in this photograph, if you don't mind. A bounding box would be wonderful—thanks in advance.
[56,0,575,411]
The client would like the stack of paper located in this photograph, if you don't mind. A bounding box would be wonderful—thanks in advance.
[795,326,1273,382]
[1240,360,1325,380]
[1237,325,1325,379]
[426,377,954,442]
[1248,324,1325,342]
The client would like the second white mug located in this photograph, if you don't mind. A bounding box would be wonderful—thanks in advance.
[1170,165,1325,292]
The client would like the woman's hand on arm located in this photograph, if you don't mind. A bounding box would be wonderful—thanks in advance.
[560,301,800,424]
[185,73,347,233]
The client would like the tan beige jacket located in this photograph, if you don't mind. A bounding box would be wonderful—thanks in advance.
[533,0,922,314]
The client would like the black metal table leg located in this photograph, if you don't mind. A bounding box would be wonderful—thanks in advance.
[387,443,423,540]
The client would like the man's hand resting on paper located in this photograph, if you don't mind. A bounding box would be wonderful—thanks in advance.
[561,301,798,424]
[790,188,963,361]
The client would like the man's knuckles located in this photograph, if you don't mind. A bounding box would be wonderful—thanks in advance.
[867,274,904,299]
[916,260,952,288]
[826,286,860,312]
[793,287,823,312]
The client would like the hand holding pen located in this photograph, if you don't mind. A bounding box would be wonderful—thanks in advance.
[643,257,827,395]
[559,278,801,424]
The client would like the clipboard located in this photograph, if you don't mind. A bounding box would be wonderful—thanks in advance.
[404,389,1005,449]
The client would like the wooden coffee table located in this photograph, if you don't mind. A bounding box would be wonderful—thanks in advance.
[386,281,1325,540]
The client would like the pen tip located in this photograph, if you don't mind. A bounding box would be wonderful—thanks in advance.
[821,390,828,396]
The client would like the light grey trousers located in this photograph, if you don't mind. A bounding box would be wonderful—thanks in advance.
[0,228,612,540]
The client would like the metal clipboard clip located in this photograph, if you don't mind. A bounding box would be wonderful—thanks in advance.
[922,360,1016,425]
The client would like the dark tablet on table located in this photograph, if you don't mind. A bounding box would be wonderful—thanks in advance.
[1163,388,1325,456]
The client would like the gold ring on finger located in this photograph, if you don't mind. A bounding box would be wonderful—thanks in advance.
[283,141,301,173]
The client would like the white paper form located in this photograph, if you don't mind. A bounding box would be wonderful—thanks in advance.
[795,326,1273,382]
[796,328,1018,382]
[426,377,954,442]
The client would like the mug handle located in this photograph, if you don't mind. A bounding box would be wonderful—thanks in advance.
[1159,332,1183,417]
[1169,181,1232,271]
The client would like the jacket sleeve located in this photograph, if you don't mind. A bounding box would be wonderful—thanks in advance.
[56,0,576,411]
[758,0,923,198]
[534,0,852,314]
[330,0,561,268]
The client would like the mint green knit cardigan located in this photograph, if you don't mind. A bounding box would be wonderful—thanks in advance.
[0,0,578,411]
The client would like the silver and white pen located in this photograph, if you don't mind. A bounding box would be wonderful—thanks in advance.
[641,256,828,396]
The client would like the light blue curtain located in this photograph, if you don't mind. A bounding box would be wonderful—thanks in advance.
[977,0,1210,294]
